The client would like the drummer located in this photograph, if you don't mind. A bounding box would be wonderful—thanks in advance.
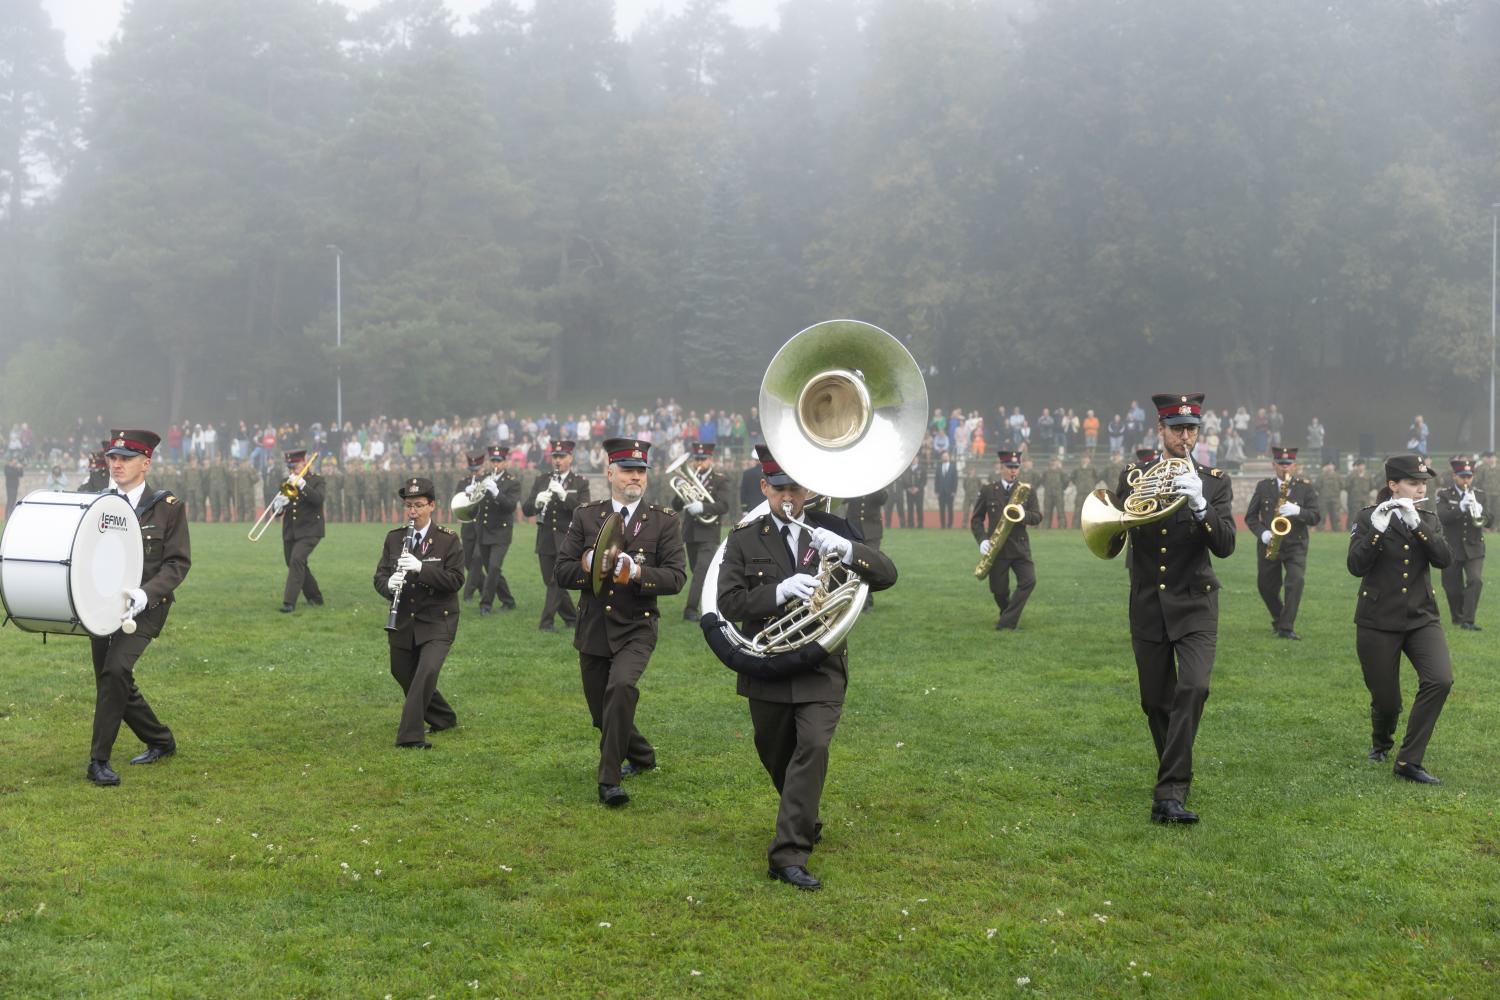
[86,429,191,787]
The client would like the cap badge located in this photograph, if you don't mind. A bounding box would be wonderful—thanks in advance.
[1178,405,1192,415]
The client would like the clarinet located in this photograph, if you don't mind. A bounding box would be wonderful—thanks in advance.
[385,518,418,632]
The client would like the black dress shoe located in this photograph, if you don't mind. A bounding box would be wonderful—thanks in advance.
[538,624,557,633]
[1278,629,1302,640]
[501,602,517,611]
[1150,798,1199,824]
[598,784,630,807]
[129,741,176,765]
[620,761,656,778]
[425,724,454,735]
[1394,761,1441,784]
[479,606,492,617]
[1367,747,1389,763]
[87,760,120,786]
[308,597,324,607]
[396,740,433,749]
[768,865,822,891]
[279,603,295,613]
[561,618,578,629]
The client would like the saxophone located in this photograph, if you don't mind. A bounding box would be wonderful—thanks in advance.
[1264,475,1293,562]
[975,482,1031,579]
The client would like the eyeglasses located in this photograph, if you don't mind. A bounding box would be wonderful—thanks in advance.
[403,501,431,510]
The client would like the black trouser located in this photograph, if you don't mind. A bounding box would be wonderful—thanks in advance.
[1356,622,1452,766]
[988,557,1036,629]
[748,697,842,869]
[580,638,656,785]
[478,540,515,608]
[1131,629,1215,802]
[683,540,718,613]
[1441,556,1484,626]
[282,536,323,607]
[937,493,955,529]
[90,632,173,762]
[461,527,485,599]
[537,551,577,627]
[387,630,457,745]
[904,491,923,527]
[1256,544,1306,631]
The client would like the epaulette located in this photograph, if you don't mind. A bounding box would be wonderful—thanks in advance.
[436,524,454,535]
[164,494,179,504]
[732,518,761,533]
[579,498,607,509]
[653,504,678,516]
[1207,468,1223,478]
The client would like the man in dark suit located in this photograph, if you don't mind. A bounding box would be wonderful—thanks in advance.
[87,430,191,786]
[900,455,927,528]
[273,449,325,613]
[716,444,898,890]
[971,449,1043,631]
[1121,393,1235,824]
[374,477,465,748]
[1244,446,1322,639]
[843,486,890,611]
[475,444,522,616]
[670,441,730,621]
[555,438,686,807]
[521,440,590,632]
[933,449,959,528]
[1435,456,1489,630]
[455,452,487,601]
[738,453,763,520]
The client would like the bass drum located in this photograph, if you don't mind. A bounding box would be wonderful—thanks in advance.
[0,491,143,637]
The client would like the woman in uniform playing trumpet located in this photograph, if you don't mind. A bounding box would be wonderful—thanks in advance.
[1348,455,1453,784]
[971,449,1041,631]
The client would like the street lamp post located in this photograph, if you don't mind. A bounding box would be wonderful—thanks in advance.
[1490,206,1497,454]
[327,244,343,433]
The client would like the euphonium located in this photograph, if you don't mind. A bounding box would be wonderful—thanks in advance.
[1079,456,1193,559]
[665,453,718,525]
[1264,474,1293,562]
[975,482,1031,579]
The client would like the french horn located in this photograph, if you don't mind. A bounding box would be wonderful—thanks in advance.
[1079,456,1194,559]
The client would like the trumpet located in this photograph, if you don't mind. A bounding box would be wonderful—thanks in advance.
[248,454,318,542]
[1080,456,1193,559]
[975,482,1031,579]
[665,453,718,525]
[1265,475,1293,562]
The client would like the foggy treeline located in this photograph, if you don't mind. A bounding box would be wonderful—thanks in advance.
[3,0,1498,447]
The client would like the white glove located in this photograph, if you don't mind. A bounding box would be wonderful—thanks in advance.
[1278,502,1300,517]
[1260,530,1272,545]
[548,481,568,497]
[1459,492,1474,512]
[386,571,406,594]
[484,479,500,496]
[775,573,819,604]
[613,552,640,582]
[397,551,423,573]
[1173,471,1207,512]
[534,490,551,508]
[810,526,853,563]
[1395,498,1419,529]
[290,475,307,490]
[1371,500,1396,534]
[979,539,992,557]
[271,494,289,513]
[685,500,705,516]
[125,588,148,615]
[1472,502,1484,520]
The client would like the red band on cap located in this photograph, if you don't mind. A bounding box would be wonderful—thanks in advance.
[760,458,785,476]
[609,446,647,463]
[1158,402,1201,420]
[111,436,154,457]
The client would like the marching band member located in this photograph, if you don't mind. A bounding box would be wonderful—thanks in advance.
[521,440,590,632]
[87,430,190,786]
[374,477,465,748]
[715,444,897,890]
[670,441,730,622]
[1435,456,1489,630]
[273,449,325,613]
[456,452,487,601]
[475,444,522,616]
[971,449,1041,631]
[1122,394,1235,824]
[1245,446,1321,640]
[1348,455,1453,783]
[555,438,685,807]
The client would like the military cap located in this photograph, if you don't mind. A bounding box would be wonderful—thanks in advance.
[690,441,716,457]
[1384,454,1434,482]
[1272,446,1298,464]
[486,444,507,460]
[466,452,485,471]
[1450,457,1474,476]
[753,443,795,487]
[284,449,308,465]
[1152,392,1205,427]
[399,476,435,500]
[995,450,1022,467]
[1135,448,1160,464]
[105,429,160,458]
[552,440,576,457]
[603,438,651,469]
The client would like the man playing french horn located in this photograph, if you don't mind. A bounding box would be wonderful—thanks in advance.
[670,441,730,622]
[1121,393,1235,825]
[1245,446,1321,640]
[971,449,1042,631]
[716,444,897,891]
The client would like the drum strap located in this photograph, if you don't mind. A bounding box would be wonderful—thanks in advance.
[135,490,172,519]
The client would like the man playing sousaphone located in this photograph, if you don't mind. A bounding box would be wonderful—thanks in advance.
[1119,393,1235,824]
[715,445,898,890]
[1245,446,1321,639]
[971,449,1042,631]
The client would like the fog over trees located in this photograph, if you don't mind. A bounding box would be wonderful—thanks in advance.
[3,0,1498,447]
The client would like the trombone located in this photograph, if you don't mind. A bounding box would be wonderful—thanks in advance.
[665,453,718,525]
[248,454,318,542]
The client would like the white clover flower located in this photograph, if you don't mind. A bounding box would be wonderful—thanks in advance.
[1016,977,1031,987]
[986,928,997,939]
[598,922,611,928]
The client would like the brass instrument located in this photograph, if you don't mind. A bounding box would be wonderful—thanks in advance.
[1264,475,1293,562]
[974,482,1031,579]
[450,472,500,523]
[248,454,318,542]
[1080,456,1194,559]
[1462,489,1486,527]
[700,320,927,671]
[665,453,718,525]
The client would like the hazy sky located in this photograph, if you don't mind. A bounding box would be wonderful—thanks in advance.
[42,0,782,70]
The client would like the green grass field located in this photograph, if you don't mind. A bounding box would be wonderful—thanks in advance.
[2,522,1497,998]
